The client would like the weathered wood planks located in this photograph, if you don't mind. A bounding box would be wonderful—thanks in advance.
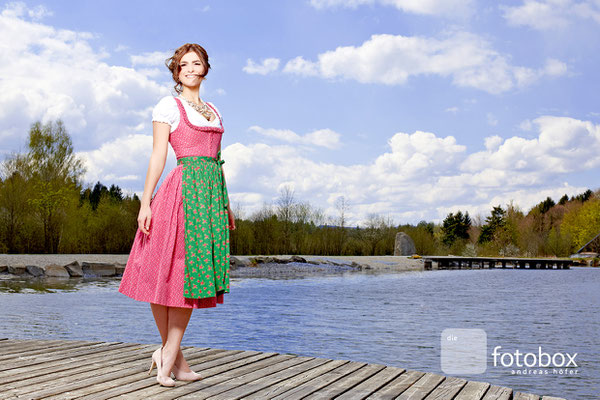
[0,339,567,399]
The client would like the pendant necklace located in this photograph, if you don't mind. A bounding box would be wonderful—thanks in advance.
[178,95,214,121]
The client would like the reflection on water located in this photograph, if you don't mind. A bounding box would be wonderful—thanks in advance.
[0,276,117,294]
[0,268,598,400]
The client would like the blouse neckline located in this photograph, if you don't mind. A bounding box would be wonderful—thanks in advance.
[173,96,224,132]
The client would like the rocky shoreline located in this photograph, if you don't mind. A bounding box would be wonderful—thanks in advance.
[0,254,423,280]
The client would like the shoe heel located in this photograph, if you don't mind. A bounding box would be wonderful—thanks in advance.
[148,359,156,375]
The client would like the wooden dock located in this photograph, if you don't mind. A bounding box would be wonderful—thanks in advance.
[422,257,573,271]
[0,338,566,399]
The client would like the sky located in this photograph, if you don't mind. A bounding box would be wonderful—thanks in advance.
[0,0,599,226]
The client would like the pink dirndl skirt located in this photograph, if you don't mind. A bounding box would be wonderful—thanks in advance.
[118,165,225,308]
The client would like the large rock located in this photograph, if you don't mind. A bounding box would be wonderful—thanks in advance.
[26,265,45,277]
[229,256,247,270]
[81,262,116,277]
[114,263,126,276]
[64,261,83,277]
[290,255,307,263]
[394,232,417,256]
[0,265,8,273]
[43,264,70,278]
[252,256,275,264]
[8,264,27,275]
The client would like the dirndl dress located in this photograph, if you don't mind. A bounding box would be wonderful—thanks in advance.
[119,97,230,309]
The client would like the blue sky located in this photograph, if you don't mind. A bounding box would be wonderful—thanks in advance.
[1,0,599,226]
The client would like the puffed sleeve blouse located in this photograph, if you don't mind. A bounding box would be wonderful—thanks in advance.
[152,95,223,132]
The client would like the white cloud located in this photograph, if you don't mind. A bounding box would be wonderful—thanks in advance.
[222,115,598,225]
[2,2,52,20]
[309,0,474,17]
[462,116,600,174]
[445,106,459,113]
[249,126,342,149]
[243,58,280,75]
[77,134,153,184]
[130,51,171,66]
[0,2,169,157]
[501,0,600,30]
[281,32,567,94]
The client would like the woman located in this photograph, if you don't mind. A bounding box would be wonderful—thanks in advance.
[118,43,235,387]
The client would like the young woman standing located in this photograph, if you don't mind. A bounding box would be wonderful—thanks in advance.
[119,43,235,387]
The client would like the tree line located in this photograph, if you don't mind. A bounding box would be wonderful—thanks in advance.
[1,120,598,257]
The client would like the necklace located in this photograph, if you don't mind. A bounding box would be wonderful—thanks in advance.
[178,95,215,122]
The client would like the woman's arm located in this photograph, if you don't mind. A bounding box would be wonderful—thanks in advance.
[138,121,171,234]
[217,143,230,206]
[218,143,236,230]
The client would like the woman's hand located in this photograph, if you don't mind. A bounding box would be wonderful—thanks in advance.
[227,204,236,230]
[138,204,152,235]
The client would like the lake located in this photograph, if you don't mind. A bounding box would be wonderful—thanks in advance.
[1,266,597,399]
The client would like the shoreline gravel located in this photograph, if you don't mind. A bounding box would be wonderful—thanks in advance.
[0,254,423,279]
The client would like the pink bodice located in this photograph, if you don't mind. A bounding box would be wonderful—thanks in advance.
[169,97,224,159]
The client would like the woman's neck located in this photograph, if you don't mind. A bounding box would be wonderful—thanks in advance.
[180,86,201,103]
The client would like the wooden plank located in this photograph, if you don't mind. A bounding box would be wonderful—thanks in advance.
[271,361,366,400]
[335,366,405,400]
[396,372,445,400]
[365,369,425,399]
[111,350,278,400]
[0,339,69,355]
[244,359,348,399]
[514,392,540,400]
[75,348,247,400]
[208,356,322,399]
[0,342,139,379]
[0,339,102,361]
[0,344,158,391]
[423,376,467,399]
[481,385,512,400]
[454,380,490,400]
[303,363,387,399]
[0,342,137,373]
[0,339,39,349]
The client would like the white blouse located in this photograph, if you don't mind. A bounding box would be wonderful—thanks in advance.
[151,95,223,132]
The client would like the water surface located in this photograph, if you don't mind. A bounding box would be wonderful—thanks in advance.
[1,267,597,399]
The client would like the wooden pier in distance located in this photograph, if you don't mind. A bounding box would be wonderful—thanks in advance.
[422,257,573,271]
[0,338,566,399]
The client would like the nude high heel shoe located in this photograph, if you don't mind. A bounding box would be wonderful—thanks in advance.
[172,363,203,381]
[148,346,176,387]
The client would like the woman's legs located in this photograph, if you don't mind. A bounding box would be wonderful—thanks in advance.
[150,304,194,373]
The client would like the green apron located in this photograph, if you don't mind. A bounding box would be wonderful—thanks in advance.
[177,151,230,299]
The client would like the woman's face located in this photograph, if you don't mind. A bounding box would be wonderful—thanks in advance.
[178,51,206,88]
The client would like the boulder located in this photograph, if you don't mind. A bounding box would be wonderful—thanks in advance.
[290,255,307,263]
[26,265,45,277]
[394,232,416,256]
[43,264,70,278]
[229,256,247,270]
[114,263,126,276]
[81,262,116,277]
[64,261,83,277]
[8,264,27,275]
[252,256,275,264]
[0,265,8,273]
